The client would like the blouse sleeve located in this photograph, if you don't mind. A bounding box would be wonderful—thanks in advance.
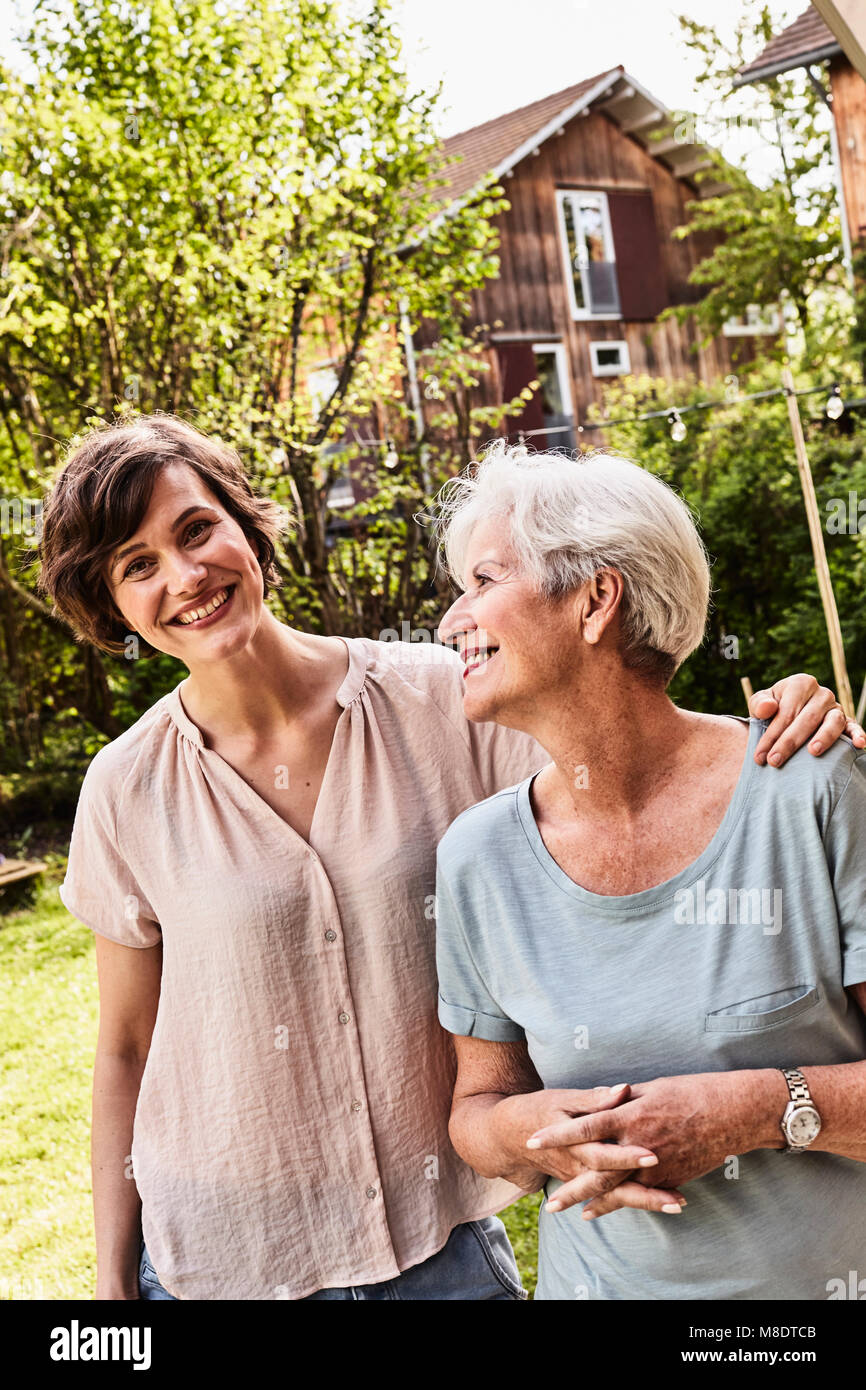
[59,751,162,949]
[824,749,866,988]
[466,717,548,800]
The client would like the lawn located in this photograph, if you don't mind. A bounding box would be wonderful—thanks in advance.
[0,871,542,1300]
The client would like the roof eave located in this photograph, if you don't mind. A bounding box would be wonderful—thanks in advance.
[733,41,842,87]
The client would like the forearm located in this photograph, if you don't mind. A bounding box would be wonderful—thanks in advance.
[721,1063,866,1160]
[801,1061,866,1159]
[450,1090,554,1191]
[92,1050,147,1299]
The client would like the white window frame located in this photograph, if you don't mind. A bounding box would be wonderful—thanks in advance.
[307,362,340,417]
[556,189,621,322]
[589,340,631,378]
[722,304,782,336]
[531,342,575,426]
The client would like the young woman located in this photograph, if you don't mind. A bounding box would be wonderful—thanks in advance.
[41,414,859,1300]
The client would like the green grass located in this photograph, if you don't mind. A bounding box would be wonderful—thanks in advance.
[0,879,541,1300]
[0,871,98,1300]
[500,1192,543,1298]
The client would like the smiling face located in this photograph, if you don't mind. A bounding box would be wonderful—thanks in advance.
[103,461,267,664]
[437,512,579,727]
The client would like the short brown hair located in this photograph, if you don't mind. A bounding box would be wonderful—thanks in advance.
[38,413,287,656]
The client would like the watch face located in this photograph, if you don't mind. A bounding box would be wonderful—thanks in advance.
[787,1106,821,1146]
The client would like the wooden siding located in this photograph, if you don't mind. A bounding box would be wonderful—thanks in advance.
[829,53,866,244]
[415,107,739,432]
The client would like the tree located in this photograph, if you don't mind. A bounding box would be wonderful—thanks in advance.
[659,1,845,365]
[0,0,523,783]
[585,368,866,718]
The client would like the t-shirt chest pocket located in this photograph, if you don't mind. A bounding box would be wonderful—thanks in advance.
[704,983,821,1034]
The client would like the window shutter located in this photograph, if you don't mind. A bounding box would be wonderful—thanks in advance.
[607,191,667,321]
[495,342,546,440]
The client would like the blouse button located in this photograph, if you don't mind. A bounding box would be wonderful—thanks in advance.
[365,1186,377,1200]
[350,1099,362,1112]
[324,930,337,942]
[338,1011,351,1025]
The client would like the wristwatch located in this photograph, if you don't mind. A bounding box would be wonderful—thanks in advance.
[778,1068,822,1152]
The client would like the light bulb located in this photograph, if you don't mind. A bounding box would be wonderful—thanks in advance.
[668,409,687,443]
[384,446,399,469]
[826,387,844,421]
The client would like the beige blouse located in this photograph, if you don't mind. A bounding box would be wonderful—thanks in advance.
[60,636,547,1299]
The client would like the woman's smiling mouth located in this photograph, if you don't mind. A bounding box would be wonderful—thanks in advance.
[463,646,499,678]
[171,584,237,628]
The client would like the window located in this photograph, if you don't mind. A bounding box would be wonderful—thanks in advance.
[307,365,354,510]
[531,343,576,451]
[557,190,620,318]
[590,340,631,377]
[307,364,339,416]
[722,305,782,336]
[324,457,355,509]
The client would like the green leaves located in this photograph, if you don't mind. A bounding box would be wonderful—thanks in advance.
[667,0,844,361]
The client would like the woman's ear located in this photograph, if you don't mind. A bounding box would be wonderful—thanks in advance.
[580,569,624,646]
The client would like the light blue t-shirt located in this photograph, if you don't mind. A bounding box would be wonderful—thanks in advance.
[435,718,866,1301]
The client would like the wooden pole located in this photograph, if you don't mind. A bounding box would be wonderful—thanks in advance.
[781,367,855,719]
[740,676,754,711]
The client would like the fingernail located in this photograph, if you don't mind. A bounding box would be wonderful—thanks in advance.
[581,1210,596,1221]
[546,1200,562,1213]
[526,1138,542,1149]
[609,1083,628,1094]
[768,752,781,766]
[810,740,821,753]
[638,1155,659,1167]
[662,1202,685,1214]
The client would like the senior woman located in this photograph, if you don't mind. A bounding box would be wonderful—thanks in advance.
[42,414,855,1300]
[433,441,866,1301]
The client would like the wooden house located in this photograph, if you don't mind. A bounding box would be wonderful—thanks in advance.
[405,65,755,451]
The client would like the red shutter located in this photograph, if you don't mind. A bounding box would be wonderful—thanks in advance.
[607,191,668,321]
[495,341,545,443]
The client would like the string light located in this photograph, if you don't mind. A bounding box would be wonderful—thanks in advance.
[826,385,845,421]
[668,408,687,442]
[383,442,399,469]
[504,380,860,441]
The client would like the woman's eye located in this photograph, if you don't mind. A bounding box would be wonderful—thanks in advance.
[122,520,214,579]
[475,574,491,588]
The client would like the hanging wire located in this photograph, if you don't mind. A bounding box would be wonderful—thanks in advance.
[509,380,855,442]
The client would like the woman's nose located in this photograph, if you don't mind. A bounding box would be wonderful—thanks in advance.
[165,551,209,594]
[438,594,473,648]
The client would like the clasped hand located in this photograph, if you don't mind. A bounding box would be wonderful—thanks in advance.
[524,1072,744,1221]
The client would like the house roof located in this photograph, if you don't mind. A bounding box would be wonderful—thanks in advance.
[437,70,612,204]
[428,65,727,222]
[734,7,841,85]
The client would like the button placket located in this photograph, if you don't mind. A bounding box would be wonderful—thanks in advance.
[310,828,394,1257]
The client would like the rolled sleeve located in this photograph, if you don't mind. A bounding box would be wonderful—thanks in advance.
[437,993,526,1041]
[435,847,524,1042]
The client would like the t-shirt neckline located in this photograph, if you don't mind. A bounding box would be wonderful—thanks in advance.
[515,716,762,913]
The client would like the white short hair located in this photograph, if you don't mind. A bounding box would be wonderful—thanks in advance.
[428,440,711,684]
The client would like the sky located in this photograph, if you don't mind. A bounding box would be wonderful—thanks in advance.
[394,0,803,137]
[0,0,817,178]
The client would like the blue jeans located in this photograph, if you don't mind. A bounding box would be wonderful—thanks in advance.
[138,1216,526,1300]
